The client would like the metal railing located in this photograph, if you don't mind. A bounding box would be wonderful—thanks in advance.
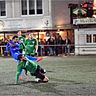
[1,44,96,56]
[38,44,74,56]
[0,44,74,56]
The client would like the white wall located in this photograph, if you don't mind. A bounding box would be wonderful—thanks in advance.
[2,16,52,31]
[14,0,21,18]
[75,28,96,55]
[6,0,13,18]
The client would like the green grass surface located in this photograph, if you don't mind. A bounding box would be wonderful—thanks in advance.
[0,56,96,96]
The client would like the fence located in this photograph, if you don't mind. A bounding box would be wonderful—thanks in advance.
[0,44,74,56]
[38,44,74,56]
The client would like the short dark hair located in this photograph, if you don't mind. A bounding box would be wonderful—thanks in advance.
[18,54,23,61]
[12,35,18,40]
[22,35,26,38]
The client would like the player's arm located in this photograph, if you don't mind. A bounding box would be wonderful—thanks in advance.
[25,55,38,61]
[15,62,23,84]
[35,39,38,54]
[35,45,38,53]
[25,55,43,62]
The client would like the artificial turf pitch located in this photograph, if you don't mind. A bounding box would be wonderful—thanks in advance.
[0,56,96,96]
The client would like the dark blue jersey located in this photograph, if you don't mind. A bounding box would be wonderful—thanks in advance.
[6,40,21,60]
[6,40,38,61]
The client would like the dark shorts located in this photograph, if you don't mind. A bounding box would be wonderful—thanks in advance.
[31,65,45,80]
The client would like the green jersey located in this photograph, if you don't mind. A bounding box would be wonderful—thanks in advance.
[25,58,38,73]
[25,38,38,55]
[18,35,26,51]
[16,58,38,83]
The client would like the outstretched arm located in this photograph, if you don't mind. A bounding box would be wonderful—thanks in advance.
[25,55,43,62]
[25,55,38,61]
[15,62,23,84]
[35,39,38,55]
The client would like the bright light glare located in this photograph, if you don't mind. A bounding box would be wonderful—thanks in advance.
[93,0,96,9]
[93,14,96,18]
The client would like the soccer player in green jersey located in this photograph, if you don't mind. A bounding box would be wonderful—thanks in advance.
[17,31,26,53]
[25,33,38,56]
[17,31,41,80]
[16,54,49,84]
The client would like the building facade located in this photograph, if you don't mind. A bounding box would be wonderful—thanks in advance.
[0,0,75,41]
[73,18,96,55]
[0,0,95,55]
[73,0,96,55]
[0,0,52,31]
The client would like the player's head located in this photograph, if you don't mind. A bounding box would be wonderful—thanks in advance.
[18,54,25,61]
[30,33,34,38]
[12,35,18,43]
[17,30,22,36]
[27,32,31,39]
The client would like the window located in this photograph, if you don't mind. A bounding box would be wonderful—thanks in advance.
[86,34,96,43]
[29,0,35,14]
[21,0,43,15]
[86,34,92,43]
[36,0,42,14]
[0,0,6,16]
[21,0,27,15]
[93,34,96,43]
